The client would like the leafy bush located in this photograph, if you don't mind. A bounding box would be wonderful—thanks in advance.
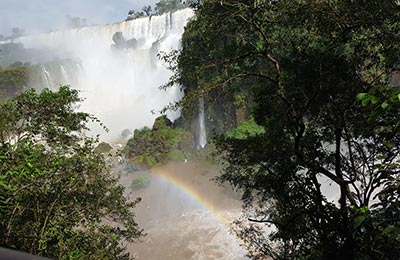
[123,115,193,168]
[0,66,29,102]
[130,176,150,191]
[0,86,143,259]
[94,142,113,153]
[224,117,265,140]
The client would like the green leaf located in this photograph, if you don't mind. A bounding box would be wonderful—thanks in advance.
[381,101,389,109]
[383,140,395,148]
[382,225,400,240]
[370,96,378,105]
[353,216,366,229]
[359,206,369,214]
[356,93,368,100]
[0,181,12,191]
[361,98,370,106]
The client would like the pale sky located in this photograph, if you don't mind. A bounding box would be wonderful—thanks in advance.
[0,0,159,36]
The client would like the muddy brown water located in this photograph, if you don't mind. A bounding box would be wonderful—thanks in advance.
[117,162,249,260]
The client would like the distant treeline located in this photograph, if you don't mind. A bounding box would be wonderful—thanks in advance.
[126,0,197,21]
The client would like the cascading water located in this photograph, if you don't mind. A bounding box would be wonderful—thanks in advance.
[40,64,53,90]
[7,10,250,259]
[14,9,194,140]
[60,65,71,85]
[197,96,207,149]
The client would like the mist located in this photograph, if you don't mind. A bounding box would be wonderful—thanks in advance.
[119,162,248,259]
[5,7,193,140]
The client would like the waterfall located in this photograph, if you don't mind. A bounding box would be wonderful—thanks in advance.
[60,65,71,85]
[14,9,194,140]
[197,96,207,149]
[40,65,53,90]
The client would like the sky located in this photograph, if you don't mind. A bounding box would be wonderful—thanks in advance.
[0,0,159,36]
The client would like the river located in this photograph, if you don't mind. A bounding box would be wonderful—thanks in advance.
[118,162,249,259]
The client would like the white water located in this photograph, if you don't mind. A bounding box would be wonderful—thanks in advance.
[60,65,71,85]
[40,65,53,90]
[120,162,249,260]
[14,9,194,140]
[5,9,250,259]
[198,96,207,149]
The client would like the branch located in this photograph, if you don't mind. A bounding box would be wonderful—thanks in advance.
[248,218,279,225]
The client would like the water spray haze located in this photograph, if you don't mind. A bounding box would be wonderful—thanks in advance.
[121,162,248,259]
[14,9,194,140]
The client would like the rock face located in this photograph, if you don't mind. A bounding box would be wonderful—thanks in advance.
[111,31,137,50]
[122,115,193,168]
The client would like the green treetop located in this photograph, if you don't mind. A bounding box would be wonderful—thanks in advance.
[169,0,400,259]
[0,86,143,259]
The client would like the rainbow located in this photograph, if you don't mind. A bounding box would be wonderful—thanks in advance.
[149,162,239,227]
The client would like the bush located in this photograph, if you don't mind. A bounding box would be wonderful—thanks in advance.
[123,115,193,168]
[130,176,150,191]
[94,142,113,153]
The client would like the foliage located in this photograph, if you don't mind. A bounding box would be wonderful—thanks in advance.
[0,66,29,102]
[142,6,153,16]
[94,142,113,154]
[0,86,143,259]
[155,0,184,15]
[224,118,265,140]
[170,0,400,259]
[123,115,193,168]
[160,1,254,136]
[126,10,145,20]
[127,0,189,20]
[130,176,150,191]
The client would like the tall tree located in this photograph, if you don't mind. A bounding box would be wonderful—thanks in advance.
[142,5,153,16]
[155,0,183,15]
[170,0,400,259]
[0,86,143,259]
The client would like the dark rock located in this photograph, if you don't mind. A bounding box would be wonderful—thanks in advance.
[112,32,138,50]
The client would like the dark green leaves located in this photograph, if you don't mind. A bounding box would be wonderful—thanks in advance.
[0,87,143,259]
[173,0,400,259]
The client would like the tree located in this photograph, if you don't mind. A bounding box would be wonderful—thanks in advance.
[155,0,183,15]
[142,5,153,16]
[126,10,145,20]
[170,0,400,259]
[0,66,29,102]
[0,86,143,259]
[122,115,193,168]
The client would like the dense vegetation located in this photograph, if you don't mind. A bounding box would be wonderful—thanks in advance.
[0,86,143,259]
[130,176,151,191]
[0,66,29,102]
[126,0,194,20]
[168,0,400,259]
[0,42,81,103]
[123,115,193,168]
